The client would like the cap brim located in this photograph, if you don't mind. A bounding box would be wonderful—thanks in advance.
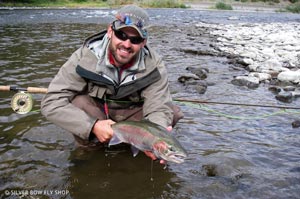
[114,23,147,39]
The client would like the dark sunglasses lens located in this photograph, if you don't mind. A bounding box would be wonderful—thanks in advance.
[114,30,127,41]
[114,30,144,44]
[130,37,144,44]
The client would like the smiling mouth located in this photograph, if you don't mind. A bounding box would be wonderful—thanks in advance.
[118,46,132,55]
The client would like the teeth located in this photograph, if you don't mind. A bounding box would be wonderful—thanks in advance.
[119,47,130,53]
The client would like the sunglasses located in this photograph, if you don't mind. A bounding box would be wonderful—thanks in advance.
[112,23,145,45]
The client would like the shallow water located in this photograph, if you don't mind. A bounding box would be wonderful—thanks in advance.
[0,8,300,199]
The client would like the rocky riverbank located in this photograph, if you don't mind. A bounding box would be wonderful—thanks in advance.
[178,21,300,103]
[187,0,296,12]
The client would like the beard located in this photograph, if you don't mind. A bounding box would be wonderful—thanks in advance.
[108,42,137,67]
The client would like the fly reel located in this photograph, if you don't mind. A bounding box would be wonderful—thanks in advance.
[11,92,33,114]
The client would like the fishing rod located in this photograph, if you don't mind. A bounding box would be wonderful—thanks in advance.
[0,85,48,93]
[173,98,300,109]
[174,98,300,110]
[1,85,300,114]
[0,85,47,114]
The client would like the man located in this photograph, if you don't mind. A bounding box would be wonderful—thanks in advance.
[41,5,183,161]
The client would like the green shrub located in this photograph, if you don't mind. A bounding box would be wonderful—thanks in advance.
[73,0,87,3]
[140,0,187,8]
[286,2,300,13]
[215,2,233,10]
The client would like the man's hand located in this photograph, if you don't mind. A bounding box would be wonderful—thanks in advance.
[144,126,172,164]
[92,119,115,143]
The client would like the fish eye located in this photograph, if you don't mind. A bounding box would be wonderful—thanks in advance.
[169,146,175,152]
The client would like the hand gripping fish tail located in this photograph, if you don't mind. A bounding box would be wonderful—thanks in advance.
[110,120,187,164]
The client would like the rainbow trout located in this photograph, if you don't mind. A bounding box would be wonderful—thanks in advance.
[110,120,187,164]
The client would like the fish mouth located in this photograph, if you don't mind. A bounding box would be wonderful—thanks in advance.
[163,152,187,164]
[169,154,187,164]
[153,141,188,164]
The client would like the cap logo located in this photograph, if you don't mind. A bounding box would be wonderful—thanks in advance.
[125,16,132,25]
[116,13,144,28]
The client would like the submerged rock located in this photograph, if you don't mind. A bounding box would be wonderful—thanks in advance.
[178,73,200,83]
[194,82,208,94]
[268,86,281,94]
[268,86,300,102]
[231,76,259,89]
[178,73,208,94]
[283,86,296,92]
[292,120,300,128]
[275,91,293,103]
[186,66,209,80]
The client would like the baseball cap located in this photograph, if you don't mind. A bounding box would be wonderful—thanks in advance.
[114,5,149,39]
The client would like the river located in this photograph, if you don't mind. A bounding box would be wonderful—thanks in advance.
[0,8,300,199]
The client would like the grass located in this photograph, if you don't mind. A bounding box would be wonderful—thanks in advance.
[286,2,300,12]
[0,0,107,8]
[140,0,188,8]
[215,1,233,10]
[0,0,188,8]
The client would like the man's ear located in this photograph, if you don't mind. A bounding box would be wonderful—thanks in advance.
[107,24,113,39]
[141,39,147,47]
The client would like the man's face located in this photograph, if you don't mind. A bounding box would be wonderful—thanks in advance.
[108,25,146,67]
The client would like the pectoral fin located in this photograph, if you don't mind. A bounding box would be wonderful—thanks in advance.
[108,135,122,147]
[131,145,140,157]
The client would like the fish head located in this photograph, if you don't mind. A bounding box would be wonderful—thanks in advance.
[152,140,187,164]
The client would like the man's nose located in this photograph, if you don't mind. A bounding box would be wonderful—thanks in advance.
[122,38,132,47]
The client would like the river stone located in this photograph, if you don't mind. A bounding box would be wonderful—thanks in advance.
[249,72,272,82]
[194,82,208,94]
[186,67,209,80]
[240,51,257,59]
[275,91,293,103]
[292,89,300,98]
[247,64,259,72]
[283,86,296,92]
[199,21,300,88]
[261,58,283,72]
[242,58,254,66]
[261,47,275,59]
[268,86,281,94]
[178,73,200,84]
[231,76,259,89]
[292,120,300,128]
[277,70,300,84]
[180,79,208,94]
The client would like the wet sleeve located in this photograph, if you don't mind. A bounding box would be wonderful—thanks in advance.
[41,48,97,140]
